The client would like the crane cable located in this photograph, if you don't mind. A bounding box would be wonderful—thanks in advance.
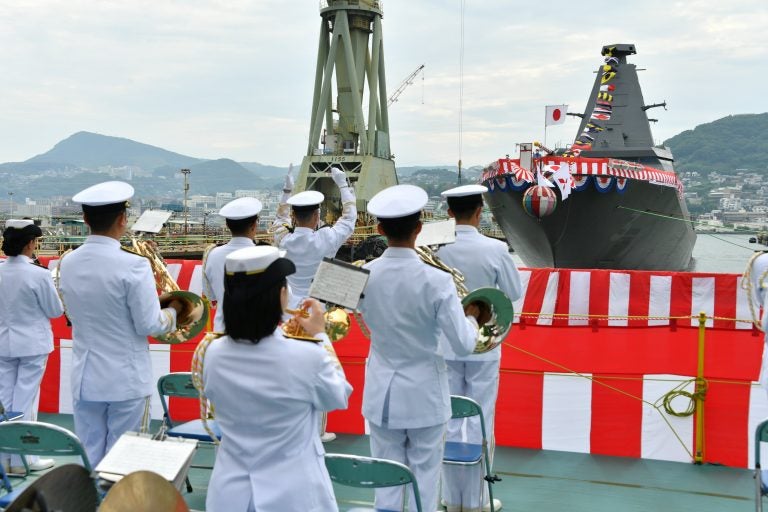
[458,0,466,184]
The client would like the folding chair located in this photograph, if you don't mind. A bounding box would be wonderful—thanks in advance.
[325,453,422,512]
[755,418,768,511]
[157,372,221,493]
[0,421,92,509]
[443,395,500,512]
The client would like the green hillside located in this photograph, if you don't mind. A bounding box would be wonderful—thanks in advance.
[665,113,768,173]
[25,131,202,169]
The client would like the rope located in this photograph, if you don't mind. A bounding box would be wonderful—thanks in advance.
[501,339,699,457]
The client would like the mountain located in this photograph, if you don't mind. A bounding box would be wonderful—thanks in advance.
[665,113,768,173]
[23,131,202,170]
[155,159,267,195]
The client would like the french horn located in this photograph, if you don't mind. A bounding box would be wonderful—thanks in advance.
[416,246,514,353]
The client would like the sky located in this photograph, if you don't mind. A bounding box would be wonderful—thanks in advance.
[1,0,767,167]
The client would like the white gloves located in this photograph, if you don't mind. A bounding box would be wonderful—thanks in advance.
[331,167,349,188]
[283,172,294,193]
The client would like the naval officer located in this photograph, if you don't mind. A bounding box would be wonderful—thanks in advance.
[358,184,483,512]
[58,181,184,465]
[202,196,263,332]
[0,219,64,474]
[438,184,523,512]
[202,246,352,512]
[271,167,357,310]
[271,167,356,443]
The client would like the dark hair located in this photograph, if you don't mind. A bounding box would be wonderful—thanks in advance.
[292,205,318,225]
[378,212,422,242]
[1,225,41,256]
[223,275,285,342]
[225,215,258,236]
[447,195,483,221]
[83,207,125,233]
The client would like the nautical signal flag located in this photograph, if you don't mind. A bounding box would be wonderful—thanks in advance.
[545,104,568,126]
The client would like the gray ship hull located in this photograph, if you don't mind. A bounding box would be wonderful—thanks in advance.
[486,179,696,270]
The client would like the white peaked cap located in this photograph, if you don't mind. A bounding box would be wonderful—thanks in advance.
[368,184,428,219]
[218,197,263,220]
[5,219,34,229]
[225,246,288,274]
[287,190,324,207]
[441,184,488,198]
[72,181,134,206]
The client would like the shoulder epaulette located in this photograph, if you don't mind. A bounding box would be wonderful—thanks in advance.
[254,239,273,247]
[31,261,48,270]
[120,246,149,260]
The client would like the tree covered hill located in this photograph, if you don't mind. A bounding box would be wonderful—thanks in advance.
[665,113,768,174]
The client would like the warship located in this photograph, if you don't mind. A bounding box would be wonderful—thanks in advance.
[482,43,696,270]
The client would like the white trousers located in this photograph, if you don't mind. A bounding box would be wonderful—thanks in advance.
[442,360,500,509]
[369,422,446,512]
[73,396,148,467]
[0,354,48,467]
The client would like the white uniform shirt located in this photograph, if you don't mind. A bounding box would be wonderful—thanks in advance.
[749,253,768,390]
[359,247,478,429]
[0,256,63,357]
[202,237,255,332]
[203,330,352,512]
[272,204,356,309]
[59,236,176,402]
[436,225,523,361]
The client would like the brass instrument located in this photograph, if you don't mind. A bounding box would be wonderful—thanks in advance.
[416,246,514,354]
[283,302,351,342]
[131,238,209,344]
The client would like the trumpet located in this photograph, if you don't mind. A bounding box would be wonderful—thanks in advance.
[130,237,210,344]
[282,302,351,342]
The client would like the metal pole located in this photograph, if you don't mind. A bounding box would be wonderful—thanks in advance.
[8,192,13,217]
[181,169,191,235]
[694,311,707,464]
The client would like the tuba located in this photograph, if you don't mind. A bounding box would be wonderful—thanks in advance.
[131,238,209,344]
[283,302,351,343]
[416,246,514,353]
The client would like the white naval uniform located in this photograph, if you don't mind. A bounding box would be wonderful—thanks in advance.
[0,256,64,467]
[271,198,356,309]
[203,237,255,333]
[436,225,522,509]
[359,247,478,512]
[58,236,177,465]
[750,253,768,393]
[203,330,352,512]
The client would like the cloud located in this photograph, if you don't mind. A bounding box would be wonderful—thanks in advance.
[0,0,766,166]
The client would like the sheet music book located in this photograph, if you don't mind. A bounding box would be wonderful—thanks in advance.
[131,209,173,234]
[95,433,197,491]
[415,219,456,247]
[309,258,370,310]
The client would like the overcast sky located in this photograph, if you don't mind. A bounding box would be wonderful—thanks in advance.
[1,0,766,167]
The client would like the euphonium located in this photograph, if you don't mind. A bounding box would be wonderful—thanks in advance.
[415,246,514,353]
[283,302,351,342]
[131,237,210,344]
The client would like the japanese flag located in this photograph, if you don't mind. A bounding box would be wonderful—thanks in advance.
[545,105,568,126]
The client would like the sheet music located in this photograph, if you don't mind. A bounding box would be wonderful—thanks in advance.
[415,219,456,247]
[95,433,197,483]
[309,258,370,310]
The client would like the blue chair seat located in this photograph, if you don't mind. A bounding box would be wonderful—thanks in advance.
[1,412,24,422]
[0,486,26,507]
[443,441,482,464]
[167,419,221,441]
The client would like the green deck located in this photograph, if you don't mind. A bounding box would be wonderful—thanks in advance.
[5,413,758,511]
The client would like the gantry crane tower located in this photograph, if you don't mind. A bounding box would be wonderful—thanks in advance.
[294,0,398,220]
